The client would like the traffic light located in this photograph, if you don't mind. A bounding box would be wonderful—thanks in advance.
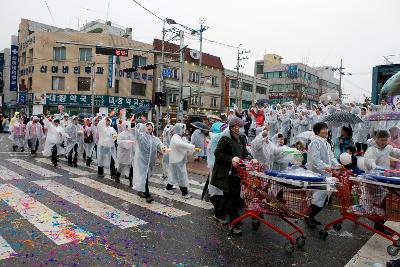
[141,64,157,71]
[154,92,166,106]
[123,67,138,73]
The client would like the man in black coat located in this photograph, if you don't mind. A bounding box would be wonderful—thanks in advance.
[211,117,254,236]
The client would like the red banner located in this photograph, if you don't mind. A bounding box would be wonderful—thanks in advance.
[224,77,230,107]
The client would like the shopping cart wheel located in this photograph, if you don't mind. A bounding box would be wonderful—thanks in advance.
[251,220,261,230]
[333,223,342,231]
[387,245,399,256]
[319,229,328,240]
[296,237,306,249]
[284,242,295,254]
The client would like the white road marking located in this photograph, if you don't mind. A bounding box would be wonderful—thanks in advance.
[71,178,189,218]
[0,165,25,180]
[345,221,400,266]
[6,158,61,178]
[33,180,147,229]
[35,158,92,176]
[153,173,205,188]
[0,235,16,260]
[148,177,203,196]
[0,183,92,245]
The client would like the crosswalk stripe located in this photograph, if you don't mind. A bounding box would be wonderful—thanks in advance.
[148,177,203,196]
[153,173,206,188]
[71,178,189,218]
[6,159,61,178]
[59,158,111,175]
[35,158,92,176]
[33,180,147,229]
[0,235,16,260]
[146,186,213,210]
[0,165,24,180]
[0,183,92,245]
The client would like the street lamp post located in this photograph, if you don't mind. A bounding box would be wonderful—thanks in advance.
[177,30,185,121]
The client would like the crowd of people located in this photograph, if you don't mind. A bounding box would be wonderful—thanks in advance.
[5,98,400,237]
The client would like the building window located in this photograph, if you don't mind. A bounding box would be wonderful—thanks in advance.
[77,77,91,91]
[22,52,26,65]
[132,56,146,67]
[29,49,33,64]
[28,77,32,90]
[230,79,237,88]
[189,71,199,83]
[243,82,252,92]
[52,77,65,90]
[79,48,92,62]
[211,76,219,87]
[256,86,266,94]
[169,94,178,104]
[171,68,179,80]
[210,97,218,107]
[190,95,202,105]
[53,47,66,61]
[256,63,264,75]
[131,82,146,96]
[115,80,119,94]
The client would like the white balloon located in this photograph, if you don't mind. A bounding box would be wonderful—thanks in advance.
[357,157,367,172]
[339,153,352,165]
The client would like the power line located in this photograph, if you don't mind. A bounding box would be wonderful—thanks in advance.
[342,76,370,94]
[43,0,56,25]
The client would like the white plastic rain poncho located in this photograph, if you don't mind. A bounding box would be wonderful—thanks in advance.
[9,118,26,148]
[42,118,66,156]
[353,115,372,145]
[82,120,96,158]
[132,123,165,192]
[190,129,207,158]
[280,112,291,139]
[364,139,400,171]
[25,119,44,150]
[297,115,309,135]
[306,135,340,207]
[265,109,279,137]
[162,125,173,177]
[64,119,82,154]
[97,117,117,168]
[116,121,134,177]
[168,123,195,188]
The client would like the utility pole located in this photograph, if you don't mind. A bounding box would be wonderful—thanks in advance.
[90,62,96,115]
[177,30,185,121]
[234,45,250,112]
[338,59,343,101]
[196,19,208,115]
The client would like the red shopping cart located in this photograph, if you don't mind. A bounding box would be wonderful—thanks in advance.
[233,161,314,253]
[320,170,400,256]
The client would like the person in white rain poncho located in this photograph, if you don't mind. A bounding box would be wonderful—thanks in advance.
[82,118,96,166]
[353,107,372,153]
[43,117,66,167]
[206,122,228,223]
[65,116,82,167]
[115,121,134,185]
[97,116,117,178]
[190,127,208,160]
[161,124,173,180]
[132,122,169,203]
[166,123,198,198]
[9,112,26,152]
[279,109,291,144]
[25,116,44,156]
[306,122,341,229]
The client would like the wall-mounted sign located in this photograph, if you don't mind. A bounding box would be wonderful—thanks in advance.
[9,45,18,91]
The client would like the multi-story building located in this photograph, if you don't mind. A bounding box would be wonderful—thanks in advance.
[255,54,339,107]
[153,39,224,119]
[16,18,153,115]
[224,69,269,111]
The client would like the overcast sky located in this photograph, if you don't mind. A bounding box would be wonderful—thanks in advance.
[2,0,400,102]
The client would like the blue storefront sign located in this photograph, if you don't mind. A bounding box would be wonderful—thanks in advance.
[18,93,27,104]
[10,45,18,91]
[287,65,298,79]
[107,55,115,88]
[162,68,173,78]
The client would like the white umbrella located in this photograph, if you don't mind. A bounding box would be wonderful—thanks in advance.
[296,131,315,141]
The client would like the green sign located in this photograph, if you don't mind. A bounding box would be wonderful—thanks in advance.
[46,93,150,109]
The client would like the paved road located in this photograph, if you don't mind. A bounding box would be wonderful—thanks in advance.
[0,133,395,266]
